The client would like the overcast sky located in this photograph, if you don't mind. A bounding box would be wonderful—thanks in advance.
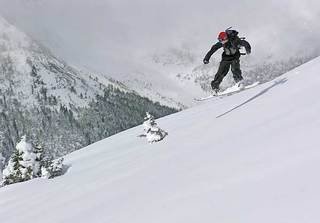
[0,0,319,74]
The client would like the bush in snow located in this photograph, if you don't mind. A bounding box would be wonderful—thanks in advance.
[1,136,65,186]
[143,112,168,143]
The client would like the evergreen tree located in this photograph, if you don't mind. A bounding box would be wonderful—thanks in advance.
[1,136,65,186]
[2,149,24,185]
[2,136,39,186]
[143,112,168,143]
[41,157,64,179]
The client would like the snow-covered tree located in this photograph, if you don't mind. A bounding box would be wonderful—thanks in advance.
[1,137,65,186]
[33,144,65,179]
[143,112,168,143]
[2,148,25,185]
[2,135,40,186]
[41,157,64,179]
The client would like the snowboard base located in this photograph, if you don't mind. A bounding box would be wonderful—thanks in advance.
[195,82,259,101]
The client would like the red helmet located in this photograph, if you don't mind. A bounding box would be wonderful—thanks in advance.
[218,32,228,42]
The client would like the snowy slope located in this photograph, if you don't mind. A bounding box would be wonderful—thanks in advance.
[1,57,320,222]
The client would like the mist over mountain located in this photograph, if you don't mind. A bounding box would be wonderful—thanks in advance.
[0,0,319,106]
[1,0,319,65]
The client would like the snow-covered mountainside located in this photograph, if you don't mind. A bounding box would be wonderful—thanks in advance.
[0,16,131,109]
[1,57,319,223]
[0,16,177,160]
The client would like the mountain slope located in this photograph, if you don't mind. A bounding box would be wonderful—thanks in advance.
[0,15,143,109]
[1,57,320,222]
[0,16,177,160]
[0,16,107,108]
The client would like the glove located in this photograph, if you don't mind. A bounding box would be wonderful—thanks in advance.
[203,59,209,64]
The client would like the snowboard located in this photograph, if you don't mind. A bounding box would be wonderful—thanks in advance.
[195,82,259,101]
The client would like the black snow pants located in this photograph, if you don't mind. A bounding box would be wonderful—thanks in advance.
[211,59,243,90]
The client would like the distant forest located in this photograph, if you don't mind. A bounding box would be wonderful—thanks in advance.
[0,84,177,161]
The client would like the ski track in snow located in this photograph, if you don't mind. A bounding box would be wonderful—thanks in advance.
[1,58,320,222]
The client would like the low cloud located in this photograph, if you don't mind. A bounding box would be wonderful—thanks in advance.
[0,0,319,73]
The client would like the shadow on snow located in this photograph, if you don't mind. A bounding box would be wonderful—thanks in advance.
[216,78,288,118]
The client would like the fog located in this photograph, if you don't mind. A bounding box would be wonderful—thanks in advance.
[0,0,319,74]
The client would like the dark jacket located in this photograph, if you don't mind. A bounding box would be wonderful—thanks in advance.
[204,37,251,62]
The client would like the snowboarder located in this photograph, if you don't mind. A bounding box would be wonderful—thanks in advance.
[203,28,251,93]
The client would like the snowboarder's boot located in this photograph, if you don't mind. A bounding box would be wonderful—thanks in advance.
[211,87,220,95]
[236,80,244,90]
[211,80,221,94]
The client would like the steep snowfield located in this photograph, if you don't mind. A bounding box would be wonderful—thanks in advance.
[1,57,320,222]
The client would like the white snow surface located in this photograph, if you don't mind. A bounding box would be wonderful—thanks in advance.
[1,57,320,222]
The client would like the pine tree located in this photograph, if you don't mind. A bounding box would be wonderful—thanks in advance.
[143,112,168,143]
[2,149,24,185]
[41,157,64,179]
[2,136,39,186]
[16,135,39,179]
